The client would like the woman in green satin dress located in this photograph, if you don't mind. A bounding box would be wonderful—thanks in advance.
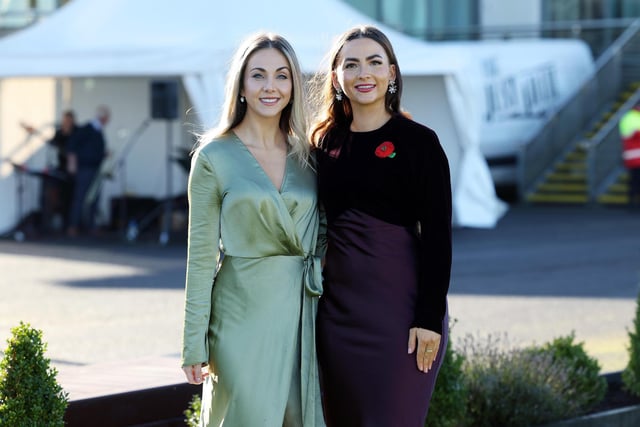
[181,32,325,427]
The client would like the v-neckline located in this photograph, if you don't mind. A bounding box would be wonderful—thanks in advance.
[231,132,289,194]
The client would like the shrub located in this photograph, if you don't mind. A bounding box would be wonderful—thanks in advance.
[425,322,468,427]
[461,333,579,427]
[623,288,640,397]
[184,393,202,427]
[0,321,68,426]
[531,332,606,413]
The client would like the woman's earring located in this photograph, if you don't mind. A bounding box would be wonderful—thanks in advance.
[240,96,245,103]
[335,89,343,101]
[388,80,397,94]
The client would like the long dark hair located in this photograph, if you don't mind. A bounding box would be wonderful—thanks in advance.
[310,25,403,152]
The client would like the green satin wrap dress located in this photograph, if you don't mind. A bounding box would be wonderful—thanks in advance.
[181,133,325,427]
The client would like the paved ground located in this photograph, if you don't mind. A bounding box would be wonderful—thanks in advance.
[450,204,640,373]
[0,235,188,400]
[0,203,639,400]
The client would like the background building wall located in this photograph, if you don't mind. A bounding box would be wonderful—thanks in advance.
[481,0,541,27]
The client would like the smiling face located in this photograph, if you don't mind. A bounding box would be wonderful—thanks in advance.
[241,48,293,121]
[332,37,396,110]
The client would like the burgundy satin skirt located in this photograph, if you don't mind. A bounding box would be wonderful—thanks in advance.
[317,209,448,427]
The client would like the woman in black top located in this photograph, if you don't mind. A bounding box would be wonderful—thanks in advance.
[310,25,452,427]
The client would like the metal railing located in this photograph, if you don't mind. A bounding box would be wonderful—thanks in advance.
[588,87,640,199]
[517,18,640,200]
[404,18,638,59]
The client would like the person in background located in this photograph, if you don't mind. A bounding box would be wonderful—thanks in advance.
[310,25,452,426]
[66,105,109,236]
[47,110,78,176]
[619,104,640,209]
[49,110,78,229]
[21,109,78,231]
[181,32,325,426]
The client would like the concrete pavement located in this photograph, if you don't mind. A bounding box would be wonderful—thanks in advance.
[0,203,639,401]
[449,203,640,372]
[0,236,188,400]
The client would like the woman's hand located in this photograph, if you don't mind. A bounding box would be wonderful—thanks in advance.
[182,364,209,385]
[408,327,441,373]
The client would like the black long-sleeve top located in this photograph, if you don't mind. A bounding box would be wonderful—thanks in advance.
[316,114,452,334]
[48,125,78,172]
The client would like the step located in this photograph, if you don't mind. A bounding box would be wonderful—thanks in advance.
[556,159,587,171]
[607,183,628,193]
[527,193,589,203]
[554,163,587,177]
[554,163,587,172]
[597,194,628,204]
[545,172,587,182]
[564,151,587,161]
[591,121,606,133]
[55,355,194,426]
[536,182,588,192]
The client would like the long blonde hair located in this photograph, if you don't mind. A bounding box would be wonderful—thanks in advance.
[196,32,310,167]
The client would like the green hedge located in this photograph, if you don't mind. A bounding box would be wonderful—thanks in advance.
[425,331,606,427]
[623,288,640,397]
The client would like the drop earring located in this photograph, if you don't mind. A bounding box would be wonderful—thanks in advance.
[388,80,397,94]
[240,96,245,103]
[335,89,343,101]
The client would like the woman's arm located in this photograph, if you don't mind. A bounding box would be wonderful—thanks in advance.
[181,148,223,372]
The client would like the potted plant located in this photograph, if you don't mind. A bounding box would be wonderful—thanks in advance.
[0,321,68,426]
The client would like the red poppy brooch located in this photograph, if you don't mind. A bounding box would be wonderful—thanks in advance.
[375,141,396,158]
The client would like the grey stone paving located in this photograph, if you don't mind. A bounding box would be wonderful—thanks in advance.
[0,203,638,399]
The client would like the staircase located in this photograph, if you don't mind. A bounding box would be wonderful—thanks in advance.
[597,170,629,205]
[526,144,589,203]
[526,82,640,204]
[596,28,640,206]
[521,20,640,206]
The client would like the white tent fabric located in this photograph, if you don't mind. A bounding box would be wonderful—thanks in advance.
[0,0,508,228]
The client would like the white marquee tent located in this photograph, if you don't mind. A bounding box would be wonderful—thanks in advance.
[0,0,513,232]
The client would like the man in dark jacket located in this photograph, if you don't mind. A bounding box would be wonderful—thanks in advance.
[67,105,110,236]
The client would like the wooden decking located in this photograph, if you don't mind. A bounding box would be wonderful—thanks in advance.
[56,355,185,401]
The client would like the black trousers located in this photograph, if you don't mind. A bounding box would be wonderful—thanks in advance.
[628,167,640,207]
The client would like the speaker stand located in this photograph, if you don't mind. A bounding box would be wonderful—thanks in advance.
[159,120,173,245]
